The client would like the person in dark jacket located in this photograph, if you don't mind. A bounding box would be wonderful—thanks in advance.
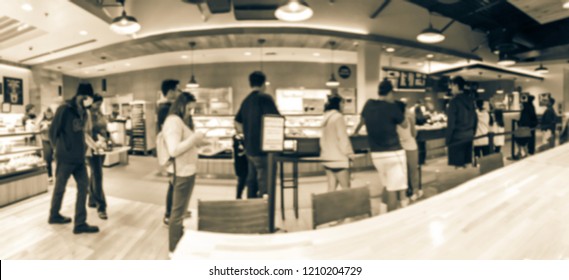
[48,83,100,234]
[526,95,538,155]
[87,94,110,220]
[233,134,248,199]
[540,97,557,149]
[445,76,477,168]
[157,79,182,225]
[515,95,538,158]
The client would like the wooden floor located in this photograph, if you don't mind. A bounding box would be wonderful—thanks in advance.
[173,144,569,260]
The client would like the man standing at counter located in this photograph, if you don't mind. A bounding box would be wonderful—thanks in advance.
[234,71,280,198]
[445,76,477,168]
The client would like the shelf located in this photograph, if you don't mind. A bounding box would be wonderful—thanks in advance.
[0,165,46,181]
[0,131,38,138]
[0,146,42,157]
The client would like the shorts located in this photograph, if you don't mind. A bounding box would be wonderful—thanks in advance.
[371,150,408,192]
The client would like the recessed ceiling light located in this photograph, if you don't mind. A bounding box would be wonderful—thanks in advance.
[386,47,395,53]
[125,63,131,67]
[313,52,320,57]
[79,30,88,36]
[564,0,569,9]
[417,62,424,66]
[21,3,33,11]
[181,55,188,59]
[426,54,434,59]
[244,52,252,56]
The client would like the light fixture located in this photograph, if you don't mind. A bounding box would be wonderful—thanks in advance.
[416,12,445,44]
[110,0,141,35]
[124,63,131,67]
[79,30,88,36]
[275,0,313,22]
[386,47,395,53]
[497,53,516,66]
[564,0,569,9]
[21,3,33,11]
[426,53,434,59]
[244,51,252,56]
[326,41,340,87]
[535,63,549,74]
[313,52,320,57]
[181,55,188,59]
[496,89,504,94]
[187,42,199,88]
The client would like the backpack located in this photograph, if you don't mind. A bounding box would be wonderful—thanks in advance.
[156,132,172,169]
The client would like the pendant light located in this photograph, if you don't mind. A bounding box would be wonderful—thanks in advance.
[535,63,549,74]
[497,53,516,66]
[110,0,141,35]
[275,0,313,22]
[416,12,445,44]
[564,0,569,9]
[186,42,199,88]
[326,41,340,87]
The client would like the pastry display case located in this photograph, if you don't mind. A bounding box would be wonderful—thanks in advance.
[193,116,235,158]
[284,114,361,138]
[0,123,48,207]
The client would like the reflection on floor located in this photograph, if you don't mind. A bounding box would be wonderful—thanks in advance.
[0,148,519,259]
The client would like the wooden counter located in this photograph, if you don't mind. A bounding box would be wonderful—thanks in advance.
[173,143,569,259]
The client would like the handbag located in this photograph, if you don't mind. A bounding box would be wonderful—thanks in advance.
[514,126,531,138]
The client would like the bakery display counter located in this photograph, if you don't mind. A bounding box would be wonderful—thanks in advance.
[173,143,569,260]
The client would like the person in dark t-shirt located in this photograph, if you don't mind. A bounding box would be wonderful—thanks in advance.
[234,71,280,198]
[354,78,409,212]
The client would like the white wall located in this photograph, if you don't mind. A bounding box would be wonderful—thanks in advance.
[516,65,568,115]
[0,64,32,114]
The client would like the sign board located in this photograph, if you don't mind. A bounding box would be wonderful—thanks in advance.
[338,65,351,79]
[261,115,285,152]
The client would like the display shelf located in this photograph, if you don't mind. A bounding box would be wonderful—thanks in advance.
[0,146,42,157]
[0,165,46,181]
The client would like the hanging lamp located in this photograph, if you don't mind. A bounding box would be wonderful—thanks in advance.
[416,12,445,44]
[535,63,549,74]
[275,0,313,22]
[110,0,141,35]
[497,52,516,66]
[186,42,199,88]
[326,41,340,87]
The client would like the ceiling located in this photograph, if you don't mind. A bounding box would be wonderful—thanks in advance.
[408,0,569,63]
[0,0,567,79]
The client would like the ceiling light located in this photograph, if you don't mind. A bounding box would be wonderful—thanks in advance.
[275,0,313,22]
[496,89,504,94]
[181,55,188,59]
[79,30,88,36]
[187,41,199,89]
[386,47,395,53]
[426,54,434,59]
[110,1,141,35]
[326,41,340,87]
[21,3,33,11]
[535,63,549,74]
[497,53,516,66]
[125,63,131,67]
[477,88,486,93]
[417,12,445,44]
[564,0,569,9]
[313,52,320,57]
[417,25,446,44]
[417,62,424,66]
[17,23,29,32]
[244,52,252,56]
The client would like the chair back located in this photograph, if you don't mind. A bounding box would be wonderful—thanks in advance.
[479,153,504,175]
[198,198,269,234]
[311,187,372,229]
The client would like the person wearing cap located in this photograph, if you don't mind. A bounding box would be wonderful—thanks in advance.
[354,78,409,212]
[48,83,100,234]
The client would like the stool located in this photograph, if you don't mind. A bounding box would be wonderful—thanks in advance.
[279,159,299,220]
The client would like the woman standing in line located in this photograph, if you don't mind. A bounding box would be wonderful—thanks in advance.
[515,96,538,158]
[473,100,492,162]
[320,94,354,192]
[163,92,207,253]
[492,109,505,153]
[39,107,55,182]
[395,100,420,202]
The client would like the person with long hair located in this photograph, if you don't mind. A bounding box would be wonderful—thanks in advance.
[473,100,492,161]
[162,91,206,253]
[395,100,420,201]
[320,94,354,192]
[515,95,538,158]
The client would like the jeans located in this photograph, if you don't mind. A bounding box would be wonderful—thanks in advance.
[42,140,53,178]
[88,155,107,212]
[246,155,273,198]
[236,175,247,199]
[169,175,196,252]
[49,162,89,226]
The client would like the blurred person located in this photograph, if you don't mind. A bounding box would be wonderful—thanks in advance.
[395,100,421,201]
[48,83,99,234]
[162,92,207,252]
[233,134,248,199]
[320,94,354,192]
[445,76,477,168]
[473,100,492,162]
[540,97,558,149]
[515,95,538,158]
[157,79,182,225]
[526,95,538,155]
[39,107,54,182]
[354,79,408,212]
[492,109,505,153]
[87,94,110,220]
[234,71,280,198]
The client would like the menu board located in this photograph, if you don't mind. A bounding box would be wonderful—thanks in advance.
[262,115,285,152]
[276,89,330,115]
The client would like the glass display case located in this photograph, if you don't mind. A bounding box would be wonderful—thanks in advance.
[284,114,361,138]
[193,116,235,157]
